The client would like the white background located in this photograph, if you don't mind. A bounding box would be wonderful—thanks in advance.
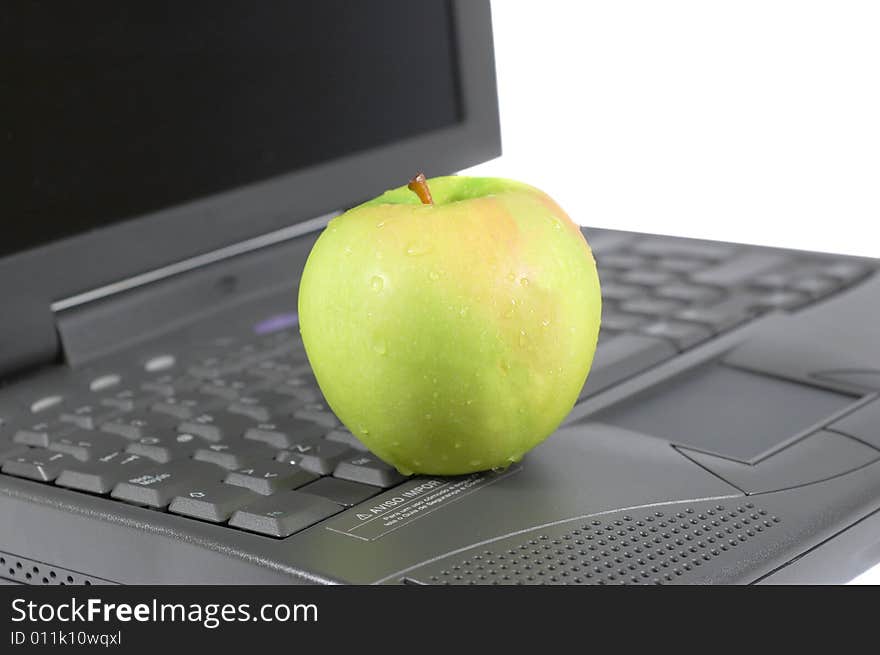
[464,0,880,583]
[463,0,880,258]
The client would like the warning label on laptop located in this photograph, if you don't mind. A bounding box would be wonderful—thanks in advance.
[325,466,521,542]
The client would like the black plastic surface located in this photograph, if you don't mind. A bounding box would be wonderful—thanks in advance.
[828,399,880,449]
[2,227,880,584]
[593,363,857,462]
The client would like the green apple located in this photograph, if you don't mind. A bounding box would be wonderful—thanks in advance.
[298,174,601,475]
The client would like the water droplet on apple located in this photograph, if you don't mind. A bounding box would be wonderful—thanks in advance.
[499,360,510,374]
[432,391,439,399]
[428,271,439,281]
[465,399,473,405]
[391,441,400,447]
[413,459,422,467]
[424,413,432,420]
[507,453,523,463]
[469,459,482,467]
[506,272,516,282]
[520,277,530,287]
[370,276,384,292]
[519,330,529,348]
[441,453,449,461]
[406,242,430,256]
[542,319,551,328]
[376,221,385,228]
[396,465,414,476]
[459,306,469,317]
[454,442,463,449]
[372,339,387,355]
[491,465,508,473]
[344,246,353,256]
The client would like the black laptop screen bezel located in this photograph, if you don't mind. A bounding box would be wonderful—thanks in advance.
[0,1,499,373]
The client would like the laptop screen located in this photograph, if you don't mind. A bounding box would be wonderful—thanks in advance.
[3,1,461,259]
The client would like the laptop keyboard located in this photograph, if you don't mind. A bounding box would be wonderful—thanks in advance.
[0,230,874,539]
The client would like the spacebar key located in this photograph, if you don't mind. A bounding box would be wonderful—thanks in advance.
[579,335,676,399]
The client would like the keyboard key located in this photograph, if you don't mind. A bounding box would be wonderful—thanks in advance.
[822,261,872,284]
[290,404,340,429]
[334,453,408,488]
[247,359,310,382]
[595,253,650,270]
[227,398,273,422]
[654,257,709,274]
[750,290,809,311]
[618,297,684,317]
[125,432,206,463]
[277,440,352,475]
[579,334,677,398]
[0,444,28,464]
[601,311,649,332]
[48,430,128,461]
[13,421,73,448]
[600,282,650,302]
[177,411,257,443]
[199,377,254,400]
[59,403,119,430]
[194,441,277,470]
[151,395,214,420]
[675,305,752,333]
[274,382,322,404]
[169,484,261,523]
[100,388,144,412]
[750,271,791,290]
[299,477,380,507]
[789,276,839,299]
[244,419,326,449]
[325,429,369,451]
[228,491,343,537]
[638,320,712,351]
[188,356,239,379]
[618,270,678,287]
[141,375,200,397]
[55,452,153,494]
[224,461,318,495]
[632,237,735,260]
[111,460,225,508]
[3,450,74,482]
[654,284,723,304]
[583,230,632,255]
[693,252,789,286]
[102,412,179,440]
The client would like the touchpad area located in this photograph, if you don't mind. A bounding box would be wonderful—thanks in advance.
[591,363,858,463]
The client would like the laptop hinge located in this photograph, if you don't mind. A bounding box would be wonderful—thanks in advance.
[54,220,325,368]
[0,297,61,380]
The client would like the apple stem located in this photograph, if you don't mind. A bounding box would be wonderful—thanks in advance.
[407,172,434,205]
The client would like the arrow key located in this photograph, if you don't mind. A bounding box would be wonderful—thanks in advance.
[169,484,261,523]
[224,461,317,495]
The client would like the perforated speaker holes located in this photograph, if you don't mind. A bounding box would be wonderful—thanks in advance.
[0,551,113,585]
[416,502,780,585]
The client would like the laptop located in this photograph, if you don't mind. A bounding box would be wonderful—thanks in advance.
[2,0,879,586]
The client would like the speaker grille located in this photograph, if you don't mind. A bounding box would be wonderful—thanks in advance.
[0,551,114,586]
[404,501,781,585]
